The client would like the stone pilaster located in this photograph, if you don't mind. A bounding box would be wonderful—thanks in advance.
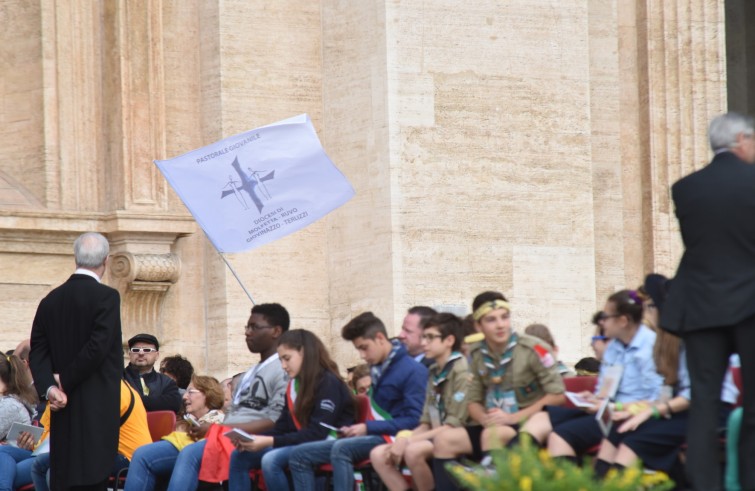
[639,0,727,275]
[103,0,168,211]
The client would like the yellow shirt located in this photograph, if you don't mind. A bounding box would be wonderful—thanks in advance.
[119,380,152,461]
[34,403,51,450]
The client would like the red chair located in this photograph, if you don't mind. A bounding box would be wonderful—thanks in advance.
[562,376,598,409]
[561,376,600,455]
[318,395,377,489]
[250,469,265,490]
[355,394,371,423]
[146,410,177,442]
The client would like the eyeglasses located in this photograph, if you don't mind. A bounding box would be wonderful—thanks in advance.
[421,333,444,341]
[129,347,157,354]
[596,313,621,322]
[245,323,273,332]
[186,389,202,396]
[591,335,608,343]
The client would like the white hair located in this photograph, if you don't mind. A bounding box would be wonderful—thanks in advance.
[73,232,110,268]
[708,112,755,151]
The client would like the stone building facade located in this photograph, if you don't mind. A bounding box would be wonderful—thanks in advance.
[0,1,747,377]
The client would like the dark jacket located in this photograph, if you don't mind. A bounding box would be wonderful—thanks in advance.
[662,151,755,333]
[30,274,123,490]
[268,370,355,448]
[366,344,428,436]
[123,365,182,413]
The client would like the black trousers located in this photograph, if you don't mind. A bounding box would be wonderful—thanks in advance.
[683,314,755,491]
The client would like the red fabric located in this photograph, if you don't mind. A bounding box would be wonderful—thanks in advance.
[533,344,555,368]
[198,424,236,482]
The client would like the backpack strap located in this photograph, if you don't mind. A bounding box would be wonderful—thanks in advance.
[120,384,136,426]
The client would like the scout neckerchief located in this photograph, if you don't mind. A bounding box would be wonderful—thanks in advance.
[431,351,463,423]
[370,339,401,384]
[482,332,519,412]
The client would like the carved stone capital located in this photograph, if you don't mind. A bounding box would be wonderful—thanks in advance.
[110,252,181,343]
[110,252,181,284]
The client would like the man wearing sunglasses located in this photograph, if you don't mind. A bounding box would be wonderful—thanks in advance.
[123,333,182,413]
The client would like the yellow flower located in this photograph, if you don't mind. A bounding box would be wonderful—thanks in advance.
[620,466,641,486]
[445,462,480,488]
[641,470,671,487]
[510,454,522,477]
[538,449,554,470]
[519,476,533,491]
[538,449,551,463]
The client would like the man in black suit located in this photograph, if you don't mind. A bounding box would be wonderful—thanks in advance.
[30,232,123,491]
[397,305,437,367]
[661,112,755,491]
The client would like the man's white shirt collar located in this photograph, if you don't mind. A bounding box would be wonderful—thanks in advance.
[74,268,101,283]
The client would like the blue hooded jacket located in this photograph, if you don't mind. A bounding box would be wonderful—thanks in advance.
[366,343,428,435]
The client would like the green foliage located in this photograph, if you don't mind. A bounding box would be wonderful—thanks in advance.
[445,435,675,491]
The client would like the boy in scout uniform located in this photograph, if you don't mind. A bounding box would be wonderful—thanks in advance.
[371,313,470,491]
[431,291,565,491]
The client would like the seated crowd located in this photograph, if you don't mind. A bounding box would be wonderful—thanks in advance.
[0,281,742,490]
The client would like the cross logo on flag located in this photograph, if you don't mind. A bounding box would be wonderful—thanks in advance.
[155,114,354,253]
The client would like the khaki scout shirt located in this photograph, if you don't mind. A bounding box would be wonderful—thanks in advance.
[419,355,470,428]
[467,334,564,411]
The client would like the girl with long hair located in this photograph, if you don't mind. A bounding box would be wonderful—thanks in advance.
[227,329,355,491]
[0,354,37,441]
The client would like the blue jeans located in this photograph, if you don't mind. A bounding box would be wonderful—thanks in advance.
[228,447,266,491]
[31,451,133,491]
[165,439,206,491]
[289,436,384,491]
[0,445,34,491]
[123,439,206,491]
[30,452,50,491]
[123,441,180,491]
[228,446,294,491]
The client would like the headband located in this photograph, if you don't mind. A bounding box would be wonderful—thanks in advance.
[472,299,511,321]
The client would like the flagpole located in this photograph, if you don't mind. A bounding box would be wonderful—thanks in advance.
[219,253,256,305]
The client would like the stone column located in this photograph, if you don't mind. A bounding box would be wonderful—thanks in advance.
[636,0,727,275]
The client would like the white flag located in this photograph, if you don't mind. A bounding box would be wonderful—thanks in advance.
[155,114,354,253]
